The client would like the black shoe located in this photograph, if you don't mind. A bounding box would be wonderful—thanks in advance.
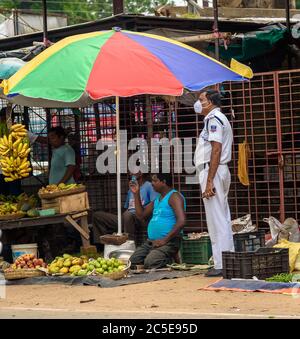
[204,268,223,277]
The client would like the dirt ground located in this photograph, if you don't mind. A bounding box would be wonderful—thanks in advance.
[1,273,300,319]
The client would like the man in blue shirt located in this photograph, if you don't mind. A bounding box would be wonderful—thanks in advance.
[92,171,157,245]
[48,127,76,184]
[129,173,186,269]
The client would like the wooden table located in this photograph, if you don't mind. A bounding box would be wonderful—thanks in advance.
[0,210,93,250]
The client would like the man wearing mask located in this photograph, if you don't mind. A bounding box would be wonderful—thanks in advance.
[194,89,234,277]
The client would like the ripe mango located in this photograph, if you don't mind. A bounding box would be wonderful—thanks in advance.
[49,265,60,274]
[63,260,72,267]
[71,258,83,266]
[57,260,64,269]
[69,265,81,274]
[59,267,69,274]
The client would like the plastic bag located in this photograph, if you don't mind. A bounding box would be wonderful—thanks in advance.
[0,58,26,79]
[273,239,300,272]
[263,217,300,247]
[232,214,256,234]
[283,218,300,242]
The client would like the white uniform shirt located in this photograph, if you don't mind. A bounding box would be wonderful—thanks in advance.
[194,108,233,169]
[0,131,38,175]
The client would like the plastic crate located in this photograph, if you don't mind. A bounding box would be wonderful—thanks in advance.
[222,247,289,280]
[233,230,265,252]
[180,236,212,264]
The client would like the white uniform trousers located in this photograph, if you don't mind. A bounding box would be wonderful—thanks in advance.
[199,164,235,269]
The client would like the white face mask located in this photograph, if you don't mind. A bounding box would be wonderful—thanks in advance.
[194,100,202,114]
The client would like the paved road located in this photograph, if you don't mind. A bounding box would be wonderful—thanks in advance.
[0,307,299,319]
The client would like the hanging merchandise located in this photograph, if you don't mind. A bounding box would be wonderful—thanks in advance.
[238,140,250,186]
[0,124,32,182]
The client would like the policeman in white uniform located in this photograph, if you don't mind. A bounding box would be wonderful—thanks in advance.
[194,90,234,277]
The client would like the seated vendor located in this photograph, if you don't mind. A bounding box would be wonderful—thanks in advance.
[48,127,76,184]
[92,170,157,245]
[129,173,186,269]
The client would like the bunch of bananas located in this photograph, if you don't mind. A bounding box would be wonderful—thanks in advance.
[0,202,18,216]
[0,124,32,182]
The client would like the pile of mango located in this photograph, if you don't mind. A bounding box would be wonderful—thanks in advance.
[48,254,125,276]
[0,124,31,182]
[39,183,83,195]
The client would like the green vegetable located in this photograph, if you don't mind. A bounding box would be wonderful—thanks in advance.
[266,273,294,283]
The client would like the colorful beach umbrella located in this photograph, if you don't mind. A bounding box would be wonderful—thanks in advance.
[1,27,252,107]
[1,28,252,235]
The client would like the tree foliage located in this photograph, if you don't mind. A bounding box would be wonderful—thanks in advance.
[1,0,174,25]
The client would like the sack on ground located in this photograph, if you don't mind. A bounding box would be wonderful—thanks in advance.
[273,239,300,272]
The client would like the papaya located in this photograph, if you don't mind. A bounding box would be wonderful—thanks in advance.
[27,208,39,217]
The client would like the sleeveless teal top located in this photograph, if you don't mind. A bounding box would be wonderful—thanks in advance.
[147,189,186,241]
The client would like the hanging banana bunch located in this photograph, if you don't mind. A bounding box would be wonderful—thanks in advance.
[0,124,32,182]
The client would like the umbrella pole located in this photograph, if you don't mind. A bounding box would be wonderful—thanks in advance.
[116,96,122,235]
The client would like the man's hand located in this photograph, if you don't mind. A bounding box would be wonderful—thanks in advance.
[202,180,216,199]
[129,181,140,194]
[152,239,167,248]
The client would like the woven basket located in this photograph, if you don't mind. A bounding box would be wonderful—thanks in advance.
[99,262,130,280]
[4,269,46,280]
[38,186,86,199]
[0,212,26,221]
[100,233,128,246]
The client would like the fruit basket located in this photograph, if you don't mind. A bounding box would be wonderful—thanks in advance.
[38,184,86,199]
[0,212,26,221]
[47,254,129,280]
[100,233,128,246]
[100,261,131,280]
[4,268,46,280]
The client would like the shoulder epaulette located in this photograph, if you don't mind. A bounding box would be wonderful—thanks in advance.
[206,114,224,132]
